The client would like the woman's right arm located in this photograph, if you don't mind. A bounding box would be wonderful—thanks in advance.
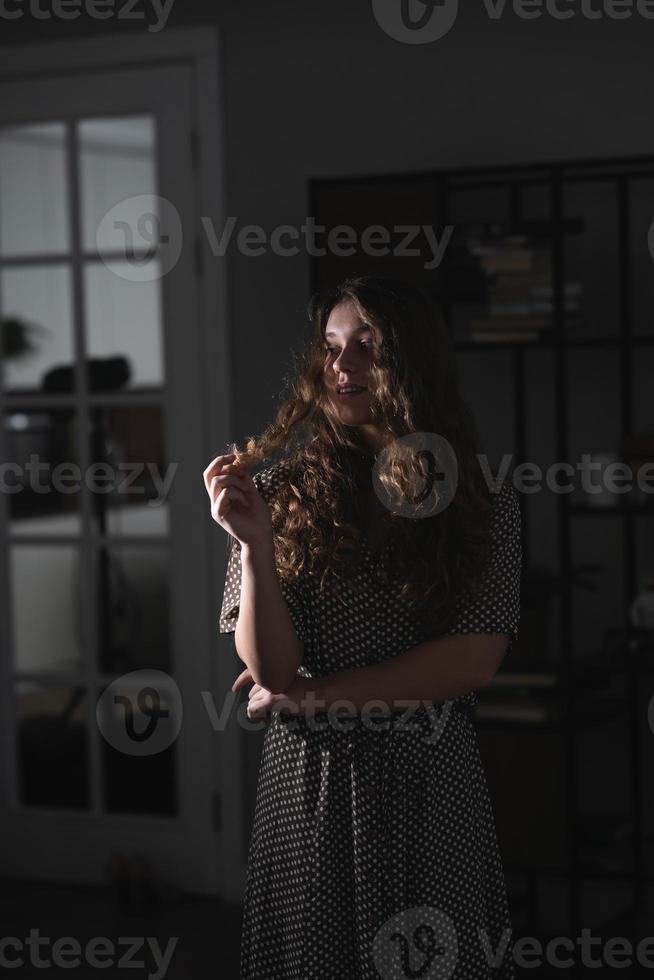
[235,539,304,694]
[204,452,304,694]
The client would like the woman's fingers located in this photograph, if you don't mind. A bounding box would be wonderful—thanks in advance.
[248,706,268,722]
[211,471,252,514]
[213,488,247,520]
[232,668,269,720]
[231,666,254,693]
[213,485,250,519]
[248,688,271,711]
[202,453,236,495]
[210,469,247,499]
[247,696,271,722]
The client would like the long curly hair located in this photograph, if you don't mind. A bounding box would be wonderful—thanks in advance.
[226,274,495,636]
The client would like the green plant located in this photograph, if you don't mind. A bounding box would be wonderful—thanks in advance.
[2,316,49,359]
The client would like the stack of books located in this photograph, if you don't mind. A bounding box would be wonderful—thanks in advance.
[473,668,626,726]
[465,226,583,343]
[474,670,561,724]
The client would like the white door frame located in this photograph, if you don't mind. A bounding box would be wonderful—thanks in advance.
[0,26,244,900]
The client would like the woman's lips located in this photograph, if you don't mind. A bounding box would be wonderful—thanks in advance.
[336,387,367,398]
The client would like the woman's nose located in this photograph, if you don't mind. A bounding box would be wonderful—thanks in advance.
[333,346,357,373]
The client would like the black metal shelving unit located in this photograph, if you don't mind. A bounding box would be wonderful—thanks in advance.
[309,154,654,938]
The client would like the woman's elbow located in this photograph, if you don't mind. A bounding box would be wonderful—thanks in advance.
[473,634,510,688]
[234,636,303,693]
[258,663,302,695]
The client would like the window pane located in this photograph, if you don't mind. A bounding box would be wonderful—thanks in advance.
[0,122,69,257]
[102,739,176,817]
[97,544,171,675]
[571,516,624,657]
[79,116,157,253]
[98,675,177,816]
[87,402,169,537]
[10,543,86,674]
[633,346,654,436]
[631,346,654,512]
[4,407,81,536]
[16,682,89,809]
[1,264,74,393]
[631,178,654,339]
[563,181,617,339]
[84,262,164,387]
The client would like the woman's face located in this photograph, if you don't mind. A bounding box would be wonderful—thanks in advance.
[323,300,376,427]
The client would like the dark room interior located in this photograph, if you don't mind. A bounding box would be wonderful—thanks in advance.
[1,2,654,978]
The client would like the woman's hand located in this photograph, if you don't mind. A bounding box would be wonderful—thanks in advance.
[232,667,312,722]
[203,453,273,548]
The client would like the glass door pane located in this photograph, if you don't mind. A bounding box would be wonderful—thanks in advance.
[10,542,86,676]
[1,264,74,394]
[0,122,70,257]
[4,406,81,535]
[1,112,169,817]
[86,401,170,538]
[97,543,171,676]
[79,116,157,253]
[84,263,164,387]
[16,681,90,810]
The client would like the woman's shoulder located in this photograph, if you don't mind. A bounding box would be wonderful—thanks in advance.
[489,476,519,510]
[251,455,299,503]
[486,477,521,538]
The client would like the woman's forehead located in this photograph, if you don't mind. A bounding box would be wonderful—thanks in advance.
[325,301,372,336]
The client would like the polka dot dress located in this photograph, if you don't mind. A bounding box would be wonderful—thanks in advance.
[219,457,522,979]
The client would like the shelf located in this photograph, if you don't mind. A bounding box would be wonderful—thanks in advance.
[311,154,654,188]
[454,335,654,352]
[1,386,163,408]
[472,691,629,731]
[569,502,654,517]
[504,815,638,880]
[602,628,654,669]
[505,865,647,883]
[491,656,614,692]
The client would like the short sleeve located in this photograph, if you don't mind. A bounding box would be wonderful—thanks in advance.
[218,533,245,634]
[446,481,522,657]
[217,461,308,644]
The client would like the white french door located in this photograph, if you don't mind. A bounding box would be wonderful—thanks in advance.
[0,45,231,894]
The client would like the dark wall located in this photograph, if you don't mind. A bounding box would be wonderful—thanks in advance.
[2,0,652,444]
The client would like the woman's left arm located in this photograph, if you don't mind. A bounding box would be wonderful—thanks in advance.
[304,632,509,710]
[241,480,522,719]
[311,480,522,712]
[238,633,508,719]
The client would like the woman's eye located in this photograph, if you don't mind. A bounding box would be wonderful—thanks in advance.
[324,342,372,353]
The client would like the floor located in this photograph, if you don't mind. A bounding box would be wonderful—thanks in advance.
[0,876,242,979]
[2,874,653,978]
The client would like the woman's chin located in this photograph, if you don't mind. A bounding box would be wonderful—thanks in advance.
[331,394,371,414]
[334,406,371,424]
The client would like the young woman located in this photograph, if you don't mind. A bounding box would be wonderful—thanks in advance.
[204,275,521,979]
